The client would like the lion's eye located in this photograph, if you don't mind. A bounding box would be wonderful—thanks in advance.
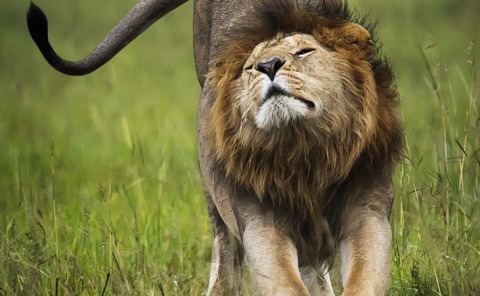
[244,64,254,71]
[295,48,315,57]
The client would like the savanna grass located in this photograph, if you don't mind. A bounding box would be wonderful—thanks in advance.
[390,44,480,295]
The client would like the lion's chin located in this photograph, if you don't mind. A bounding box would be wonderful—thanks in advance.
[255,94,314,130]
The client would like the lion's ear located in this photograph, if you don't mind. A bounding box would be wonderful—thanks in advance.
[321,22,373,58]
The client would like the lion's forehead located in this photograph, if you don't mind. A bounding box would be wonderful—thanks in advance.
[271,34,317,50]
[255,34,319,56]
[283,34,318,49]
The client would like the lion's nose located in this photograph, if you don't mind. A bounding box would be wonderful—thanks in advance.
[256,57,285,81]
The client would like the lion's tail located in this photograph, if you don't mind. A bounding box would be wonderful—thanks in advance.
[26,0,187,76]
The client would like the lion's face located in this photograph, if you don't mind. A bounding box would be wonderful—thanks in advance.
[239,34,344,130]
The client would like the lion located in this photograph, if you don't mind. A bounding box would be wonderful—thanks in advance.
[202,3,404,295]
[27,0,403,295]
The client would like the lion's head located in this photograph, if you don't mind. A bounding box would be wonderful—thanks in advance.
[239,27,373,130]
[207,3,403,216]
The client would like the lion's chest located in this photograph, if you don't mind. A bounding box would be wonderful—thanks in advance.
[220,138,348,212]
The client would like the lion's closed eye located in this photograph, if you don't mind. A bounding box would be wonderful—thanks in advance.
[295,48,315,58]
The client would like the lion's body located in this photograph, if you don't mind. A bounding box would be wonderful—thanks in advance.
[201,2,403,295]
[28,0,403,295]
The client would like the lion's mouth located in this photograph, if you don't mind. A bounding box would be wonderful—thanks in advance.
[263,85,315,109]
[255,84,318,130]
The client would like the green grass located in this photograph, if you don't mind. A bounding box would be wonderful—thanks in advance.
[1,0,479,295]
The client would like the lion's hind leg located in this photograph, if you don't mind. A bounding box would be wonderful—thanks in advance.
[206,193,243,296]
[300,266,335,296]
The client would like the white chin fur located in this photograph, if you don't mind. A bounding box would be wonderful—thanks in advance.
[255,95,309,130]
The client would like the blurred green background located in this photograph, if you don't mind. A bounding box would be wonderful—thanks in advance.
[1,0,479,294]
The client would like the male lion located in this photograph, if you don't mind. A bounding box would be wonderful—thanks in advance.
[27,0,403,295]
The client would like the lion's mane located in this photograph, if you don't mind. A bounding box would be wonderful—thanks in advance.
[207,0,403,263]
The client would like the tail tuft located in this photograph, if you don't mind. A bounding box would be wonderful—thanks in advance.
[27,2,50,48]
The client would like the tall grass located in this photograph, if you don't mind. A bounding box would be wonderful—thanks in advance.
[1,1,209,294]
[1,0,479,295]
[390,45,479,295]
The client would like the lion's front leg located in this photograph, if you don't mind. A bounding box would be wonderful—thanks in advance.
[339,180,395,296]
[339,213,392,295]
[234,195,311,296]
